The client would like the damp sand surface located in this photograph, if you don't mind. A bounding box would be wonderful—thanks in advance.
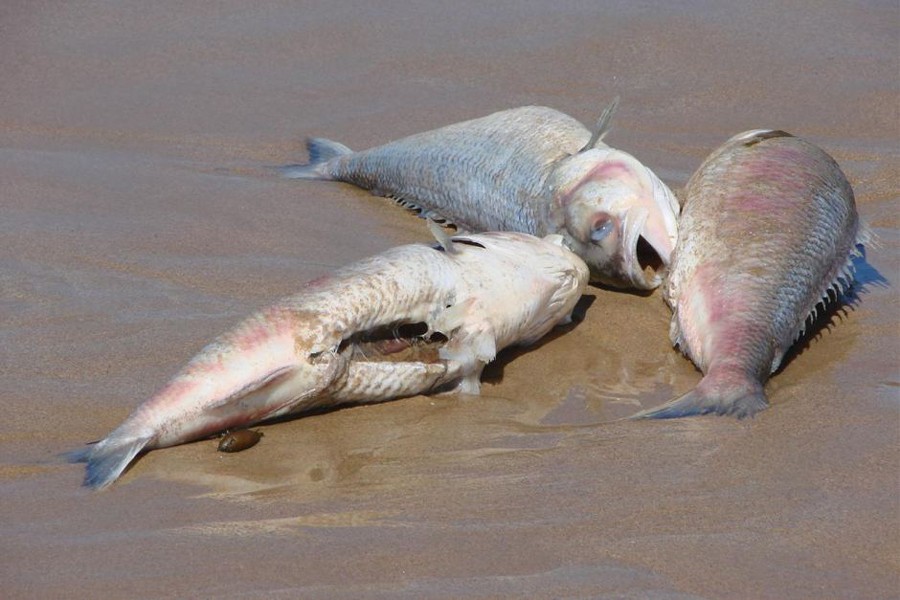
[2,2,898,598]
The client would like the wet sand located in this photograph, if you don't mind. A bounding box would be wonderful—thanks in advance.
[2,1,898,598]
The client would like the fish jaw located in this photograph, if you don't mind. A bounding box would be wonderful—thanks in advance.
[551,148,679,289]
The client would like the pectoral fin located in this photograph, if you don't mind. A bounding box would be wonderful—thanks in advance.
[208,365,297,412]
[428,219,459,254]
[207,352,348,422]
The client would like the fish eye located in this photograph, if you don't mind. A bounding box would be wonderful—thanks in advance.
[590,218,614,243]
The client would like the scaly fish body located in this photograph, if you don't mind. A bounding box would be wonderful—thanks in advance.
[70,230,588,489]
[281,103,679,290]
[635,130,866,419]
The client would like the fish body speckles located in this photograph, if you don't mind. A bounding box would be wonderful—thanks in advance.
[69,230,588,489]
[281,103,679,290]
[635,130,866,419]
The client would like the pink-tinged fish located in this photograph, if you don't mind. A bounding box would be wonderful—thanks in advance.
[69,228,588,489]
[280,100,679,290]
[633,130,868,419]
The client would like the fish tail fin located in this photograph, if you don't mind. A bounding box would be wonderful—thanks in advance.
[278,137,352,179]
[66,434,153,490]
[631,371,768,420]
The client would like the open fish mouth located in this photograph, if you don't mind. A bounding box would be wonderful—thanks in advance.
[636,235,666,286]
[555,147,679,290]
[629,160,680,289]
[622,208,669,290]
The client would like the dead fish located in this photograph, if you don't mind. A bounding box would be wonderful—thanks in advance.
[68,226,588,489]
[632,129,868,419]
[280,100,679,290]
[217,429,263,453]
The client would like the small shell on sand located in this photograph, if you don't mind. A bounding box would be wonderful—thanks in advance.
[217,430,264,453]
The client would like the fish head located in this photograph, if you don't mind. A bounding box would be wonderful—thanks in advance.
[552,148,680,290]
[532,233,592,329]
[449,231,590,346]
[518,233,591,327]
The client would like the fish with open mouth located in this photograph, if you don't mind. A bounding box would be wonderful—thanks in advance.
[632,129,868,419]
[280,100,679,290]
[69,226,588,489]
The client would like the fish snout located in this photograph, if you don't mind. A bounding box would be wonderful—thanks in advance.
[621,163,680,290]
[621,206,668,290]
[609,171,679,290]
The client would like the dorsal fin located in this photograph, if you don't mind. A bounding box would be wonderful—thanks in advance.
[728,129,794,146]
[737,129,794,147]
[427,219,459,254]
[580,96,620,152]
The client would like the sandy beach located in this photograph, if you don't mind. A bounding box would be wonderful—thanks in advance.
[2,1,897,598]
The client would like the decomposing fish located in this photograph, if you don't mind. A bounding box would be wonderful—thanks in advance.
[69,227,588,489]
[633,129,868,419]
[280,100,680,290]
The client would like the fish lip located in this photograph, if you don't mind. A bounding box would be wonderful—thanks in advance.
[622,208,665,290]
[642,165,679,263]
[625,165,679,290]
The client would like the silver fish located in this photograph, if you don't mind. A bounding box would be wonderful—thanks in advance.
[280,101,679,290]
[69,227,588,489]
[634,129,868,419]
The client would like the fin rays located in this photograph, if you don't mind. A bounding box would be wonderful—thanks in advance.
[67,435,154,490]
[278,137,352,179]
[581,96,620,152]
[631,375,768,420]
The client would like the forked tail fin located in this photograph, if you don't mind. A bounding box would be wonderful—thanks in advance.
[631,370,768,420]
[66,434,153,490]
[278,137,352,179]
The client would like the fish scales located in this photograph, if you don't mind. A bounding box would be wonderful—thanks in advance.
[331,107,587,234]
[69,230,588,489]
[278,245,460,352]
[329,361,459,402]
[149,245,460,428]
[636,130,864,419]
[282,102,680,290]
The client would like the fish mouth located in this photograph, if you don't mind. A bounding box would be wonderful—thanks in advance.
[623,208,668,290]
[636,235,666,285]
